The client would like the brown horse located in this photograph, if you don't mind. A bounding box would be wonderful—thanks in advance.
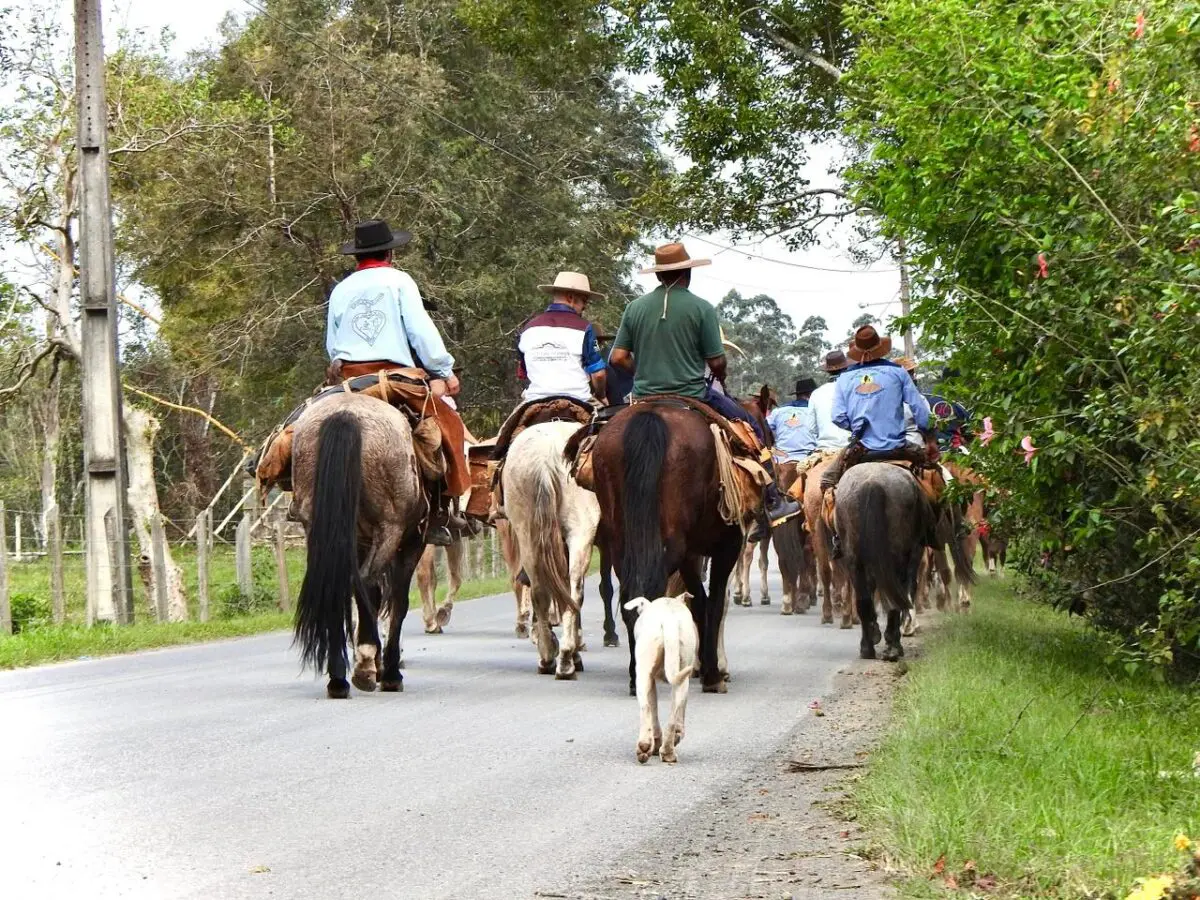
[290,393,426,698]
[733,386,776,608]
[592,404,742,694]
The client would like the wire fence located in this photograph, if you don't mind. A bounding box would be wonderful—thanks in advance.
[0,498,508,635]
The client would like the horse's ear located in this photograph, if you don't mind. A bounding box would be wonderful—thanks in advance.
[624,597,647,613]
[679,591,694,603]
[758,384,771,408]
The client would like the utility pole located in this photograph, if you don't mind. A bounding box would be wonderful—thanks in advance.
[75,0,131,624]
[897,237,915,359]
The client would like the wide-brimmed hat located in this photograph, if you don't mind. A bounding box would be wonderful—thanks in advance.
[720,327,744,356]
[639,241,712,274]
[847,325,893,363]
[794,377,818,396]
[822,350,850,373]
[897,356,918,373]
[340,219,412,256]
[537,271,606,302]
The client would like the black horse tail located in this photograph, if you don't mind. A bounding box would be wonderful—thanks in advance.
[294,412,360,671]
[620,410,668,599]
[855,481,911,611]
[949,503,978,589]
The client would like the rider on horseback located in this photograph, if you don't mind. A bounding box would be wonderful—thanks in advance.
[608,242,802,542]
[517,271,608,403]
[326,219,469,546]
[767,377,819,462]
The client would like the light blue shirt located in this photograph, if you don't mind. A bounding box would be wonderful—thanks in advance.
[767,401,817,461]
[832,360,930,451]
[326,265,455,378]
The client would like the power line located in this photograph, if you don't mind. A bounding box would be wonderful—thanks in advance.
[690,234,899,274]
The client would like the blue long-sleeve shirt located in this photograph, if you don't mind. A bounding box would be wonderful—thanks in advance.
[832,360,930,451]
[767,400,818,461]
[326,263,455,378]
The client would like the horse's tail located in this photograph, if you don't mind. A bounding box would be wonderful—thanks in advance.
[664,613,694,687]
[854,480,911,611]
[620,411,668,599]
[948,503,978,589]
[528,462,576,615]
[294,412,360,671]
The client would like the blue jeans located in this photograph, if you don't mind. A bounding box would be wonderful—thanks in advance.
[702,387,765,443]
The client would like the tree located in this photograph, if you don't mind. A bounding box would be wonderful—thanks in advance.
[716,290,827,396]
[844,0,1200,666]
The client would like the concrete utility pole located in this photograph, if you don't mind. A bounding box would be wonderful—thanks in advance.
[75,0,131,624]
[897,237,915,359]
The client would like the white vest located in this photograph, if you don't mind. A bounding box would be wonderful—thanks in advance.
[519,323,592,402]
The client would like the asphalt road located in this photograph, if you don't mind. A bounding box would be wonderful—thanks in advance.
[0,570,864,899]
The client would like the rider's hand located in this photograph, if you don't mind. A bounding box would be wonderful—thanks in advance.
[925,438,941,463]
[444,374,461,397]
[430,379,448,399]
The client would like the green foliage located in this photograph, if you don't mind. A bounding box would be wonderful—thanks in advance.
[9,592,50,633]
[214,547,281,618]
[855,581,1200,896]
[844,0,1200,667]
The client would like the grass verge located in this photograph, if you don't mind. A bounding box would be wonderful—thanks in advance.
[854,577,1200,898]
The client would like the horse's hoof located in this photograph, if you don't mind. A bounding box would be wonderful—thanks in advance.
[629,685,637,697]
[882,645,904,662]
[636,742,652,764]
[702,681,728,694]
[379,679,403,692]
[661,750,678,765]
[573,653,584,672]
[515,623,530,639]
[351,672,377,693]
[436,605,452,628]
[326,679,351,699]
[537,661,556,675]
[555,669,578,681]
[603,634,620,648]
[860,645,877,660]
[840,620,853,630]
[821,615,834,625]
[760,598,771,606]
[424,624,443,635]
[781,606,793,616]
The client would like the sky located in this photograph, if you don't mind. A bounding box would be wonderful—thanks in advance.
[90,0,902,347]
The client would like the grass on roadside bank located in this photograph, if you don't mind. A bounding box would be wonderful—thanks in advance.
[854,577,1200,898]
[0,570,518,671]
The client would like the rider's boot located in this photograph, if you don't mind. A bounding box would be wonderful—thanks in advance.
[747,481,802,544]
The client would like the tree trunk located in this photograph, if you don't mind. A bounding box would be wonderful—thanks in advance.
[38,345,62,540]
[124,404,188,621]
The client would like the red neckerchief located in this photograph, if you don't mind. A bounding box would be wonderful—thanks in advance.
[355,258,391,271]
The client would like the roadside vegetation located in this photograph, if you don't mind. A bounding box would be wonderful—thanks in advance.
[855,577,1200,897]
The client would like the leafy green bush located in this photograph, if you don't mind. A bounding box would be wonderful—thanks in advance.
[846,0,1200,670]
[9,592,50,633]
[214,547,279,619]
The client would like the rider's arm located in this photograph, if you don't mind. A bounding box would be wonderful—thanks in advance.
[832,376,851,431]
[395,272,455,379]
[706,353,728,390]
[610,311,635,373]
[581,324,607,401]
[609,348,634,372]
[902,371,932,431]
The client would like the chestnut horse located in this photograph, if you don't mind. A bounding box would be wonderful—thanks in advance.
[592,404,742,695]
[733,386,775,607]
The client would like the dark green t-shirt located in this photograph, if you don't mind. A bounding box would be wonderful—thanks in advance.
[612,284,724,399]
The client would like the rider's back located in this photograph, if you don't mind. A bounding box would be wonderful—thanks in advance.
[613,285,723,399]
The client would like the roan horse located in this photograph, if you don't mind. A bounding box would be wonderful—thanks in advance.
[503,421,601,679]
[834,462,974,660]
[290,392,426,698]
[592,404,742,694]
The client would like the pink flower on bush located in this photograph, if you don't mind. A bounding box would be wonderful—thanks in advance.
[1020,435,1038,465]
[1133,10,1146,39]
[1189,124,1199,154]
[980,417,996,446]
[1036,253,1049,279]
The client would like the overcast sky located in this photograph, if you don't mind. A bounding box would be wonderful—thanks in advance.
[93,0,901,346]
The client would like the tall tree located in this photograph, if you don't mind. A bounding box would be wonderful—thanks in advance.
[716,290,827,396]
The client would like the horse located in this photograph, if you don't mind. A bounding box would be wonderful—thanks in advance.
[502,421,600,679]
[732,385,776,608]
[592,404,743,695]
[417,540,465,634]
[290,392,426,698]
[803,455,852,627]
[835,463,974,660]
[916,462,984,614]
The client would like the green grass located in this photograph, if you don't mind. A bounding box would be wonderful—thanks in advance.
[0,543,517,670]
[854,578,1200,897]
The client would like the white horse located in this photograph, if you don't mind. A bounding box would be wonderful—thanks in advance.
[501,421,599,679]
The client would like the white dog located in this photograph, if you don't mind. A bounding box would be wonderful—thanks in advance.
[623,593,699,764]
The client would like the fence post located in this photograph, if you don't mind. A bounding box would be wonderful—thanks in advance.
[48,503,65,624]
[0,502,9,635]
[196,510,210,623]
[489,528,498,578]
[13,512,21,563]
[273,519,290,612]
[235,516,252,597]
[150,513,169,623]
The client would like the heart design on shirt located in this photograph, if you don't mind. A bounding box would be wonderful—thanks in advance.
[352,309,386,345]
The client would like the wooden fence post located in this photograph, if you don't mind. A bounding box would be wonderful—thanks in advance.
[273,520,290,612]
[0,502,9,635]
[48,503,65,624]
[196,510,210,623]
[150,514,169,623]
[235,516,252,597]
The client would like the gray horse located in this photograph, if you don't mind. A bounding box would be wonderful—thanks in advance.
[834,463,946,661]
[290,392,427,698]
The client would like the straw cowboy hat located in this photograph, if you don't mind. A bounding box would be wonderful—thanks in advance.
[340,219,412,255]
[897,356,919,373]
[537,271,606,302]
[639,241,712,274]
[822,349,850,373]
[847,325,893,363]
[720,327,744,356]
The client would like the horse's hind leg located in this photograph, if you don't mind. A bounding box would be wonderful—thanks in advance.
[351,583,382,693]
[882,608,904,661]
[438,537,464,628]
[758,540,771,605]
[700,543,738,692]
[599,547,619,648]
[854,566,879,660]
[380,538,424,692]
[556,526,594,679]
[417,545,440,633]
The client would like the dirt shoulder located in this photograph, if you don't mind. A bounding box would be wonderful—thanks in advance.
[546,638,918,900]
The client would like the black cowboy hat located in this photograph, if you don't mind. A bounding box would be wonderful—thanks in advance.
[340,219,413,256]
[794,377,818,396]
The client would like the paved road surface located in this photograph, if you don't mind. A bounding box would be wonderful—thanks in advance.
[1,571,863,899]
